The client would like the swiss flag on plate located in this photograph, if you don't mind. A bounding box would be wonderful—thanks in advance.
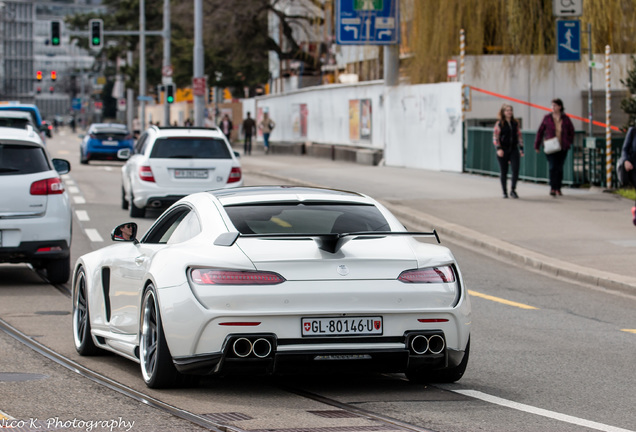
[374,320,381,330]
[304,322,311,331]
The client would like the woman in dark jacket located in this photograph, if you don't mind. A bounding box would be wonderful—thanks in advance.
[620,126,636,225]
[534,98,575,197]
[493,103,524,198]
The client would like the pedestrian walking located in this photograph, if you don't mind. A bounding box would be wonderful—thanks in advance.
[241,112,256,155]
[219,114,233,141]
[619,126,636,225]
[493,104,524,198]
[534,98,575,197]
[259,112,275,154]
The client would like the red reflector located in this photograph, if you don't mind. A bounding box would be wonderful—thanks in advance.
[227,167,242,183]
[190,269,285,285]
[30,178,65,195]
[417,319,449,323]
[36,246,62,253]
[398,266,455,283]
[219,322,262,326]
[139,166,155,182]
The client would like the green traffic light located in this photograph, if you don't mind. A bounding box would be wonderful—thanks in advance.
[92,37,101,45]
[52,37,60,45]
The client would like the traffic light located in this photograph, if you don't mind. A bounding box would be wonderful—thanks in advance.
[51,70,57,81]
[166,83,175,104]
[89,19,103,50]
[36,71,43,81]
[49,86,54,94]
[50,20,61,46]
[208,87,215,104]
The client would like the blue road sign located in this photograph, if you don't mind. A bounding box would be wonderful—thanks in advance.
[557,20,581,62]
[336,0,399,45]
[72,98,81,111]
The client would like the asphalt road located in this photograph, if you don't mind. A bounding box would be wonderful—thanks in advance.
[0,129,634,432]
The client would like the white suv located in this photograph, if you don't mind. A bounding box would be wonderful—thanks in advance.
[121,126,243,218]
[0,127,72,283]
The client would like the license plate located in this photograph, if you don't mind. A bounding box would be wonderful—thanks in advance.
[302,316,383,337]
[174,169,208,179]
[102,140,117,145]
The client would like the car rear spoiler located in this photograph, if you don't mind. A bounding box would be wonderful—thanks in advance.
[214,230,440,254]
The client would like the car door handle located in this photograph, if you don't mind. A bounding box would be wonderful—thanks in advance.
[135,256,147,266]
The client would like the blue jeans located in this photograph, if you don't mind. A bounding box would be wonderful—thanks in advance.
[546,149,568,191]
[263,133,270,151]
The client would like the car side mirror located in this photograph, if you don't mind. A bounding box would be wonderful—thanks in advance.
[78,134,85,139]
[52,158,71,175]
[111,222,138,243]
[234,151,241,158]
[117,148,131,160]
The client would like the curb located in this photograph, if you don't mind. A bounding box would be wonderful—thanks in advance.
[247,168,636,297]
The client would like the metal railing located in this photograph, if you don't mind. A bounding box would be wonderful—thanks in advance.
[465,127,626,188]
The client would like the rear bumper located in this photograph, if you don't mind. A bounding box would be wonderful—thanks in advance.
[172,331,463,376]
[0,239,70,265]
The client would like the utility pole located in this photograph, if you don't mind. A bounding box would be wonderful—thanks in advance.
[163,0,171,126]
[193,0,205,127]
[140,0,146,130]
[587,23,593,137]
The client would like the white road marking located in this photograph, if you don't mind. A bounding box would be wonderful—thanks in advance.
[454,390,634,432]
[75,210,89,221]
[84,229,103,242]
[68,186,80,194]
[73,196,86,204]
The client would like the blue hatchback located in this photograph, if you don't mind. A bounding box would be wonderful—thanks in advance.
[80,123,133,164]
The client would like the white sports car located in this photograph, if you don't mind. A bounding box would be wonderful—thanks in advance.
[72,186,471,388]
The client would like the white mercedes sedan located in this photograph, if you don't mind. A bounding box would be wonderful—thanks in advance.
[72,186,471,388]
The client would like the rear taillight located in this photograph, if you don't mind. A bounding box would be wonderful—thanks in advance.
[124,134,132,140]
[30,178,65,195]
[398,266,456,283]
[227,167,242,184]
[138,166,155,182]
[89,134,98,139]
[190,269,285,285]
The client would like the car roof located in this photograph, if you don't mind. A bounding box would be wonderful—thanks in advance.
[209,186,372,206]
[0,111,33,120]
[0,126,45,145]
[0,104,42,125]
[148,126,225,139]
[89,123,129,132]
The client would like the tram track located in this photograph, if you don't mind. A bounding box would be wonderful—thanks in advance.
[0,312,437,432]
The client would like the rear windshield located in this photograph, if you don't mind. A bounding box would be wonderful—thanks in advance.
[150,137,231,159]
[93,130,129,140]
[0,118,31,129]
[224,203,390,235]
[0,144,50,175]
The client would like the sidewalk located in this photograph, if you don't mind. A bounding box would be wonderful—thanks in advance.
[238,150,636,296]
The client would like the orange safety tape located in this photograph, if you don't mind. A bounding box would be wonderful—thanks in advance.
[469,86,622,132]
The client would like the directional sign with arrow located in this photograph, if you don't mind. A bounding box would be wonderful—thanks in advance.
[553,0,583,17]
[336,0,399,45]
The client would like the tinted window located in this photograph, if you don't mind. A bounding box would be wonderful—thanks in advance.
[142,207,192,244]
[92,130,129,140]
[225,204,390,234]
[0,118,31,129]
[0,144,50,175]
[150,138,231,159]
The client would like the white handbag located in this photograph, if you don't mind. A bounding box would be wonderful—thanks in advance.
[543,137,561,154]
